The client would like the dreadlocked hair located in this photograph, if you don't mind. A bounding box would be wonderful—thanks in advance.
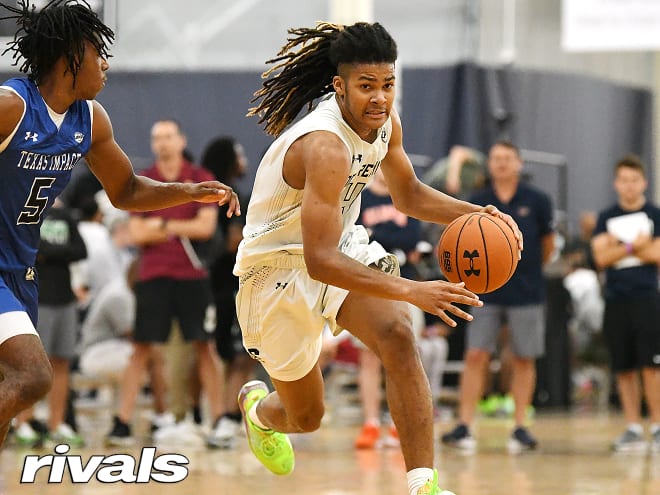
[0,0,114,85]
[248,21,397,136]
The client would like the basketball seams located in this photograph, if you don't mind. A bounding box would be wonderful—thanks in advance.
[476,215,491,292]
[454,213,479,287]
[483,215,516,283]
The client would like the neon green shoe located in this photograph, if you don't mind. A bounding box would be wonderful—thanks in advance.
[416,469,456,495]
[238,380,294,475]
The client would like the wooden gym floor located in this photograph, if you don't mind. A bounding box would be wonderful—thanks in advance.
[0,409,657,495]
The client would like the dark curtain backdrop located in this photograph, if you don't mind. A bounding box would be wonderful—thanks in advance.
[1,63,653,233]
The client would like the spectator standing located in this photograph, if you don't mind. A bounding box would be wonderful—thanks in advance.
[441,141,555,454]
[590,155,660,454]
[106,119,225,446]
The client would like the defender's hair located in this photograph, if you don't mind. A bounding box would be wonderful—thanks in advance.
[0,0,114,84]
[248,21,398,136]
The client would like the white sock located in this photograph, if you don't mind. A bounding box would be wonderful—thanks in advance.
[627,423,643,435]
[407,467,434,495]
[248,400,270,430]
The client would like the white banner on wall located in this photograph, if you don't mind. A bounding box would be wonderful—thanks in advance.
[562,0,660,52]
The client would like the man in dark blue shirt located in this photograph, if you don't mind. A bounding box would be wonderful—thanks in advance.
[442,141,555,453]
[591,155,660,454]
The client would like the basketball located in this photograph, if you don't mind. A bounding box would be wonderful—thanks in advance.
[437,212,519,294]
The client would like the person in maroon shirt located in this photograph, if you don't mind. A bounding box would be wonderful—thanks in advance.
[106,119,225,446]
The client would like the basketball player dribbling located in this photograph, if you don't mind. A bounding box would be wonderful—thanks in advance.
[234,21,522,495]
[0,0,239,449]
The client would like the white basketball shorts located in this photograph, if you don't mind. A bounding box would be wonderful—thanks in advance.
[235,226,398,382]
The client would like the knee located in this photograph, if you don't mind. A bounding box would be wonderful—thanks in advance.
[464,348,490,368]
[289,402,325,433]
[18,362,52,408]
[131,344,153,363]
[377,321,417,363]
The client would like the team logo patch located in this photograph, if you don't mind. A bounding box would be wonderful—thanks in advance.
[74,132,85,144]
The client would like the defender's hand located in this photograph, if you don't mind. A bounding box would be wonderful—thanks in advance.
[188,181,241,217]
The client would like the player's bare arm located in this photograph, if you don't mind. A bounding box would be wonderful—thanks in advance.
[0,88,25,143]
[85,101,240,215]
[381,109,523,252]
[380,110,478,223]
[292,131,480,326]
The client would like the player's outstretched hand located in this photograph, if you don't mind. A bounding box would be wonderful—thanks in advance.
[411,280,482,328]
[480,204,523,256]
[189,181,241,217]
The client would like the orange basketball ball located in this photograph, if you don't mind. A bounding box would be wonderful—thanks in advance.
[438,212,519,294]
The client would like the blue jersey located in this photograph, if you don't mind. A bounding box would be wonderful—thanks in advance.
[0,78,92,270]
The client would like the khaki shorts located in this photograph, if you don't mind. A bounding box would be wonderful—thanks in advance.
[235,226,398,382]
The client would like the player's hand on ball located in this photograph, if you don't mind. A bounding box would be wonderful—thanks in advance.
[480,205,523,256]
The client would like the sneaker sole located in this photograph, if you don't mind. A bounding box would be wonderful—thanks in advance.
[238,380,270,419]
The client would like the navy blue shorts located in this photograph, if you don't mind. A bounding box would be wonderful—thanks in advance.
[0,268,39,325]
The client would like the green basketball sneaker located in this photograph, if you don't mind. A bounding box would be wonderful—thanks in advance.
[238,380,295,475]
[416,469,456,495]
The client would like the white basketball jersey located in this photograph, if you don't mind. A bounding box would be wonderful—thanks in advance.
[235,94,392,275]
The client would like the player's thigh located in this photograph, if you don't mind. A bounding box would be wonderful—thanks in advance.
[335,291,413,356]
[507,304,545,358]
[465,304,503,353]
[0,273,39,343]
[235,266,325,382]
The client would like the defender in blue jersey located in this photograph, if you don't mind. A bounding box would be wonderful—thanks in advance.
[0,0,240,448]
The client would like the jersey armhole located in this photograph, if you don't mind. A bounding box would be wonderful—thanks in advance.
[0,86,26,153]
[87,100,94,142]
